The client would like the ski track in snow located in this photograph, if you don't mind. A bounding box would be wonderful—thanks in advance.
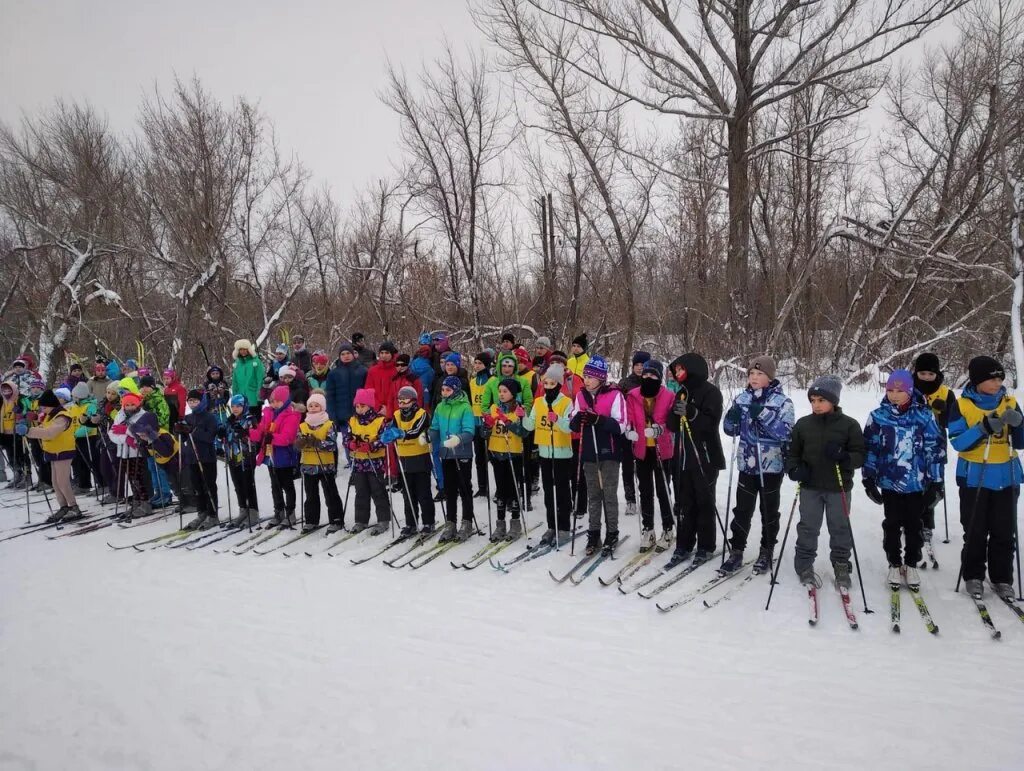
[1,388,1023,771]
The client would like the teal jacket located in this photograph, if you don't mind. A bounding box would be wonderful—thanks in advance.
[429,391,476,460]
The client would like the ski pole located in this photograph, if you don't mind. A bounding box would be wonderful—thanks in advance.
[681,416,727,541]
[834,464,873,614]
[941,481,950,543]
[721,433,738,566]
[955,436,991,593]
[589,423,609,551]
[23,436,53,517]
[503,429,529,541]
[765,485,800,611]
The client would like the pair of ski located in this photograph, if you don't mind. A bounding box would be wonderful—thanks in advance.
[889,581,939,635]
[806,583,858,629]
[0,511,106,542]
[919,539,939,570]
[968,587,1024,641]
[621,550,722,599]
[701,561,775,609]
[451,524,543,570]
[386,528,482,569]
[489,527,582,573]
[548,536,631,585]
[655,555,750,612]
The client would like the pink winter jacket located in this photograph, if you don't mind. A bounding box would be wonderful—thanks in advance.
[250,403,301,466]
[624,386,675,461]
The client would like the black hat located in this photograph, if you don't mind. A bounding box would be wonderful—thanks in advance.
[139,375,156,388]
[968,356,1005,387]
[351,332,365,343]
[187,389,204,401]
[913,352,941,374]
[69,362,83,372]
[38,389,60,409]
[498,377,521,396]
[572,333,589,352]
[641,359,664,381]
[632,350,651,366]
[378,341,398,354]
[395,353,411,366]
[475,351,494,369]
[501,331,516,344]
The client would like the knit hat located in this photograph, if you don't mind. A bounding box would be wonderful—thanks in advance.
[443,351,462,369]
[632,350,651,366]
[498,377,521,397]
[187,388,204,402]
[120,393,142,409]
[749,355,777,381]
[71,382,91,402]
[69,363,82,373]
[292,334,305,343]
[442,375,462,393]
[532,355,546,369]
[395,353,411,366]
[885,369,914,393]
[278,365,295,378]
[968,356,1005,387]
[514,348,531,370]
[397,385,418,402]
[572,333,588,352]
[306,392,327,412]
[229,394,248,409]
[549,352,568,365]
[808,374,842,405]
[913,352,941,374]
[28,377,45,392]
[139,375,156,389]
[535,336,552,350]
[418,332,432,345]
[138,367,152,378]
[338,342,354,354]
[274,344,288,356]
[54,387,72,404]
[475,351,493,370]
[501,331,516,345]
[352,332,365,344]
[641,359,664,381]
[163,368,177,379]
[124,358,138,371]
[312,352,329,367]
[544,363,566,385]
[582,355,609,383]
[270,386,290,403]
[378,341,398,354]
[353,388,375,408]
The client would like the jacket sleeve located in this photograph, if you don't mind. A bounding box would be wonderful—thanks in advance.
[722,395,741,438]
[428,409,441,444]
[861,415,879,481]
[480,379,496,413]
[457,407,476,444]
[756,396,795,444]
[785,421,804,473]
[688,387,723,436]
[948,399,987,453]
[846,419,866,470]
[922,412,946,482]
[554,399,574,434]
[599,392,627,436]
[522,400,538,431]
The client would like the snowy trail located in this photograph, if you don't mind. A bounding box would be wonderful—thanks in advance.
[2,388,1024,770]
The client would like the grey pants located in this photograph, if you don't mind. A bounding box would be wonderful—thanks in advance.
[793,487,852,574]
[584,460,620,534]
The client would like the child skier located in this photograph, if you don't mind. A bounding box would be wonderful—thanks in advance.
[219,394,261,527]
[470,352,493,499]
[176,389,220,530]
[108,393,157,520]
[296,391,345,534]
[911,352,953,551]
[861,369,945,588]
[624,360,676,554]
[384,385,436,536]
[618,351,650,517]
[19,389,82,523]
[948,356,1024,599]
[721,355,795,574]
[522,363,575,547]
[786,375,865,588]
[570,355,628,555]
[482,377,527,541]
[1,380,31,489]
[347,388,392,534]
[250,385,301,527]
[429,377,477,542]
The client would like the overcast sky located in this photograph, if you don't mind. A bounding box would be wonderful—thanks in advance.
[0,0,481,207]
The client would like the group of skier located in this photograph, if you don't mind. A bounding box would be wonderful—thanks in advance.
[1,332,1021,608]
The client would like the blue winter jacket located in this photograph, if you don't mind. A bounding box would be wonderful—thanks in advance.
[410,355,434,407]
[948,385,1024,490]
[428,391,476,460]
[325,360,368,426]
[722,380,795,475]
[863,392,945,493]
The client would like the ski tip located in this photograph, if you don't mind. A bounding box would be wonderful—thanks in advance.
[993,630,1003,640]
[892,625,901,633]
[702,600,711,608]
[930,626,940,635]
[304,552,314,557]
[808,619,817,626]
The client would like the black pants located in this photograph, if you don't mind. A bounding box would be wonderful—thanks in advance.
[959,484,1016,584]
[123,456,148,502]
[473,433,489,494]
[0,433,30,474]
[491,455,523,520]
[353,469,391,525]
[303,471,344,526]
[540,456,572,531]
[729,471,782,553]
[636,448,673,531]
[677,467,720,553]
[921,481,944,531]
[881,490,924,566]
[442,457,473,524]
[621,447,636,504]
[228,462,259,511]
[523,434,539,489]
[29,438,50,484]
[269,465,296,514]
[73,436,101,489]
[399,469,435,527]
[570,440,587,514]
[189,461,219,516]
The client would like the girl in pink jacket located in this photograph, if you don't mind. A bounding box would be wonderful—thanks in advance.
[250,386,301,527]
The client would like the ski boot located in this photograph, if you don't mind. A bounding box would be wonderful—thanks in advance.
[655,527,675,553]
[832,560,852,589]
[992,582,1015,600]
[799,568,822,588]
[506,518,522,541]
[61,506,85,523]
[45,507,69,524]
[456,519,476,542]
[692,548,714,568]
[585,529,602,556]
[198,514,220,531]
[368,521,390,536]
[539,528,556,546]
[283,510,297,528]
[267,510,284,528]
[301,522,319,535]
[326,521,346,535]
[433,489,445,503]
[752,547,773,574]
[437,521,458,543]
[419,522,435,535]
[184,514,204,530]
[719,549,744,575]
[638,527,656,553]
[399,524,417,537]
[665,548,691,570]
[624,500,637,517]
[349,522,369,534]
[887,565,903,586]
[490,520,507,542]
[903,565,920,589]
[474,488,489,499]
[603,530,619,552]
[965,578,983,597]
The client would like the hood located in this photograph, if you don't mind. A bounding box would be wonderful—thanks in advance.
[441,390,470,408]
[961,384,1007,411]
[495,352,519,377]
[106,361,122,380]
[206,365,224,382]
[669,353,709,387]
[118,377,141,396]
[0,379,18,401]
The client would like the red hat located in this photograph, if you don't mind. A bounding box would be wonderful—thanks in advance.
[514,348,531,369]
[121,393,142,409]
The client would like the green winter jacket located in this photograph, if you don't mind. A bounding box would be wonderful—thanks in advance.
[480,353,533,412]
[232,354,263,406]
[143,390,170,430]
[429,391,476,460]
[786,407,865,492]
[73,397,99,439]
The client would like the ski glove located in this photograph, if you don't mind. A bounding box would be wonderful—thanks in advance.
[644,425,663,439]
[1003,408,1023,428]
[787,463,811,483]
[417,433,429,446]
[514,405,526,418]
[672,399,688,417]
[931,398,946,414]
[380,425,404,445]
[578,411,598,427]
[862,478,883,505]
[625,430,639,442]
[14,422,28,436]
[982,413,1005,435]
[443,436,460,449]
[546,410,559,425]
[748,403,765,421]
[725,405,742,423]
[174,421,192,435]
[823,441,848,463]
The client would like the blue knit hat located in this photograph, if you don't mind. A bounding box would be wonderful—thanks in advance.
[641,359,664,381]
[229,394,248,409]
[418,332,432,345]
[582,355,609,382]
[442,375,462,394]
[443,351,462,369]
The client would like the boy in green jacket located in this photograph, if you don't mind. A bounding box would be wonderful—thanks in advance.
[786,375,865,589]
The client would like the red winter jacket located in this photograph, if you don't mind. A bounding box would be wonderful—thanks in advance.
[624,386,675,461]
[365,360,399,414]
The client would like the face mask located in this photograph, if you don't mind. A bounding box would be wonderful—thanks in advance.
[640,378,660,398]
[544,385,561,404]
[913,373,942,395]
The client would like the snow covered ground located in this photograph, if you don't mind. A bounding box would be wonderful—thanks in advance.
[1,386,1023,771]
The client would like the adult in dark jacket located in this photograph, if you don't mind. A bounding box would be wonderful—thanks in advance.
[290,335,312,375]
[667,352,725,560]
[618,349,650,515]
[176,390,220,530]
[325,344,368,426]
[351,332,376,368]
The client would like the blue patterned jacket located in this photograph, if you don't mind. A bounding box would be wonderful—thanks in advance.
[863,392,945,493]
[722,381,795,475]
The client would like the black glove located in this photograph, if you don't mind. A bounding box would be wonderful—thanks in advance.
[982,413,1006,435]
[725,405,742,423]
[824,441,849,463]
[787,463,811,483]
[862,478,883,505]
[672,398,688,417]
[174,420,192,435]
[931,398,946,414]
[748,403,765,421]
[579,410,598,427]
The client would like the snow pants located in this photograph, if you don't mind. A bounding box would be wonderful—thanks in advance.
[189,461,219,517]
[729,471,782,553]
[269,465,296,515]
[677,466,720,553]
[473,432,489,494]
[352,469,391,525]
[959,484,1016,584]
[491,455,523,520]
[228,462,259,512]
[540,456,572,532]
[635,448,674,532]
[584,460,620,535]
[302,471,344,527]
[398,468,435,528]
[882,490,924,567]
[442,457,473,524]
[794,487,851,575]
[621,447,636,505]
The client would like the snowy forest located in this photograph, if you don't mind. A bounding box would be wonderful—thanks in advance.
[2,0,1023,385]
